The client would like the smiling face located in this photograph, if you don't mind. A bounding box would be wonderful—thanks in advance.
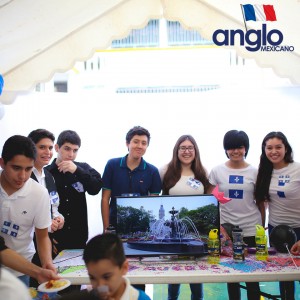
[87,258,128,299]
[0,155,34,195]
[264,137,287,169]
[178,139,195,166]
[226,146,246,163]
[34,138,54,170]
[127,135,148,160]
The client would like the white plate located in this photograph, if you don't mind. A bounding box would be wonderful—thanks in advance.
[38,279,71,293]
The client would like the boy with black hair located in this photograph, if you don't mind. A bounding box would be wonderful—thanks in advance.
[101,125,162,231]
[28,129,64,287]
[0,135,55,285]
[28,129,64,233]
[101,126,161,293]
[46,130,102,253]
[84,233,151,299]
[60,233,151,300]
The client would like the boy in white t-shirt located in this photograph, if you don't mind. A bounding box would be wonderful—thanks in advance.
[0,135,56,286]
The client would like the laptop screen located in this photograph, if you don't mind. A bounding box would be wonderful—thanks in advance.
[116,194,220,257]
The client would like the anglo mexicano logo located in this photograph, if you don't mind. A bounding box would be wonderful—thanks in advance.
[212,4,294,52]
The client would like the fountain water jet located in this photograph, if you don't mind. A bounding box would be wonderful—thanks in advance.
[127,206,207,255]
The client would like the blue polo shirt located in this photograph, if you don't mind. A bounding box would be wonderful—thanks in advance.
[102,155,162,226]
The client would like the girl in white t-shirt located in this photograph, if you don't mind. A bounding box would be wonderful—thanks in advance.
[160,135,209,300]
[255,131,300,300]
[208,130,261,300]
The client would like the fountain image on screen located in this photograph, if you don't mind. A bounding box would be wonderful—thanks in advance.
[116,194,220,257]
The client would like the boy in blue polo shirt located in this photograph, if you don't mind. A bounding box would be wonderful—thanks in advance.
[101,125,162,232]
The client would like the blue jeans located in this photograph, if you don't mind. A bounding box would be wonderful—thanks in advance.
[18,275,30,287]
[168,283,203,300]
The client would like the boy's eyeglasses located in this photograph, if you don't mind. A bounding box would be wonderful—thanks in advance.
[178,146,195,152]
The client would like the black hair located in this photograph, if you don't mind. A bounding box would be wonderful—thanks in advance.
[83,233,125,268]
[255,131,293,204]
[28,129,55,144]
[223,130,250,158]
[1,135,36,164]
[56,130,81,148]
[125,126,150,145]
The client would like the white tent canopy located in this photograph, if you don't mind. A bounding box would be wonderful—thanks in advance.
[0,0,299,104]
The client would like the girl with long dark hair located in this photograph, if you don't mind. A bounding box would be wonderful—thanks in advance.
[160,134,209,300]
[255,131,300,300]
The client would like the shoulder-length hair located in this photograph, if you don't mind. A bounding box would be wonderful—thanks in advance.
[255,131,293,205]
[162,135,209,194]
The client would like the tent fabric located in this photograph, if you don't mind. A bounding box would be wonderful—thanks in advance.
[0,0,299,104]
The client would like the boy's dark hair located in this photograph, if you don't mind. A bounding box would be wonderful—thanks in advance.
[1,135,36,164]
[28,129,55,144]
[223,130,250,158]
[126,126,150,145]
[83,233,126,268]
[57,130,81,148]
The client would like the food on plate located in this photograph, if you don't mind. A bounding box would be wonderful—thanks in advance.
[45,279,68,289]
[29,287,38,298]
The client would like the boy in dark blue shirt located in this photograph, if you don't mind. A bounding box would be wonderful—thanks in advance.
[101,126,161,231]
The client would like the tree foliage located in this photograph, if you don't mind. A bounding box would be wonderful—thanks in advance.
[117,204,219,237]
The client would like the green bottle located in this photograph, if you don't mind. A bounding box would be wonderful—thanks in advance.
[255,225,268,261]
[208,229,220,264]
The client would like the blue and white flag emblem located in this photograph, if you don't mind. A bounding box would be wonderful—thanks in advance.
[229,189,244,199]
[229,175,244,184]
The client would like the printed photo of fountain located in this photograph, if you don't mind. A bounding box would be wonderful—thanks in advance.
[116,195,219,257]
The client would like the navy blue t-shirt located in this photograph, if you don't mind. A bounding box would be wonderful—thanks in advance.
[102,155,162,226]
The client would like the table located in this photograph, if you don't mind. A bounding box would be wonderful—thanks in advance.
[53,249,300,285]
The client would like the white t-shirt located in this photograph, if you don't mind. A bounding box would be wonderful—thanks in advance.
[0,268,31,300]
[209,163,261,236]
[121,277,150,300]
[0,173,51,276]
[159,165,204,195]
[268,162,300,228]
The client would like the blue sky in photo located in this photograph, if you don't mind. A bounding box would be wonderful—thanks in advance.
[117,195,217,219]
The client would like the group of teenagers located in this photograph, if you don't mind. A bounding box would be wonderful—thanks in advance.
[0,125,300,300]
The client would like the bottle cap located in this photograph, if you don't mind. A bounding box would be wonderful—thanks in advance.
[232,226,242,232]
[209,229,218,239]
[106,224,116,233]
[256,224,265,236]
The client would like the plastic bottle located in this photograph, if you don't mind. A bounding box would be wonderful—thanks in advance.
[255,225,268,261]
[232,226,245,262]
[208,229,220,264]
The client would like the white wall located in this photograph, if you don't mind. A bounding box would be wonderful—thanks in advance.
[0,86,300,239]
